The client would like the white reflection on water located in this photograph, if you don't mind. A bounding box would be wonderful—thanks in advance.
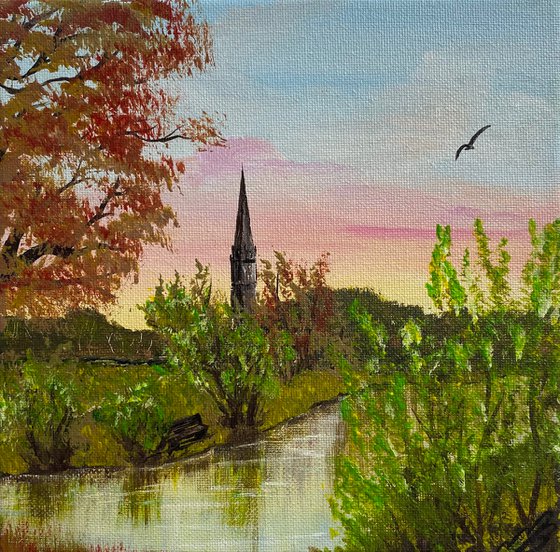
[0,403,344,552]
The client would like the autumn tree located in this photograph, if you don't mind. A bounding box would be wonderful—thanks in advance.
[258,252,336,379]
[0,0,222,319]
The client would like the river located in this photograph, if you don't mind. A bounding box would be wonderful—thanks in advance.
[0,403,344,552]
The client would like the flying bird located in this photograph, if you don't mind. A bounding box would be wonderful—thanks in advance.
[455,125,491,160]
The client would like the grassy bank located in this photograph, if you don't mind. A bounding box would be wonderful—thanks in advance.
[0,361,343,475]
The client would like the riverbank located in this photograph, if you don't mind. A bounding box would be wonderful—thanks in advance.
[1,393,345,483]
[0,399,343,552]
[0,366,344,478]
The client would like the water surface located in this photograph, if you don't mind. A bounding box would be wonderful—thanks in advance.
[0,403,344,552]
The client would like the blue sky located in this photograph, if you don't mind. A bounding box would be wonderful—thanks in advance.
[199,0,557,100]
[174,0,558,190]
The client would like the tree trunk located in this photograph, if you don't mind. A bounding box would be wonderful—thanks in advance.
[246,392,260,428]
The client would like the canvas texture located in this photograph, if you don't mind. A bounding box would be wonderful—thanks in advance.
[0,1,557,551]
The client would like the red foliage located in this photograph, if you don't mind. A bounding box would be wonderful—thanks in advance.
[0,522,148,552]
[0,1,224,317]
[258,252,335,378]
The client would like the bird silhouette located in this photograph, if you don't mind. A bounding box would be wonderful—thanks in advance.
[455,125,491,160]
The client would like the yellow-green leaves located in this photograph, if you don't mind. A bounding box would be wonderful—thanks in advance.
[427,224,466,314]
[332,220,560,551]
[93,375,169,464]
[141,263,289,429]
[349,299,387,364]
[474,219,512,310]
[523,219,560,320]
[426,218,560,320]
[401,319,422,350]
[509,324,526,362]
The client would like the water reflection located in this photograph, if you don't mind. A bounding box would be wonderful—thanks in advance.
[118,469,163,526]
[14,476,76,525]
[213,443,264,529]
[0,403,344,551]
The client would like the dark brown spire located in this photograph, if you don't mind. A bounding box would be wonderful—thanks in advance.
[230,169,257,311]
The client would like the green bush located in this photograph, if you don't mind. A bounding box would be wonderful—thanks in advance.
[141,263,290,429]
[93,376,170,465]
[1,357,88,473]
[331,219,560,552]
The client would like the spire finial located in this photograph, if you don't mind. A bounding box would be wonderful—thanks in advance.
[233,168,254,249]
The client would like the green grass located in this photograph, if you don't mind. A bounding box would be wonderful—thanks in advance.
[262,369,344,429]
[0,362,343,475]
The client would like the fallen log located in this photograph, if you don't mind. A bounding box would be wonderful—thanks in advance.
[150,414,208,461]
[497,508,559,552]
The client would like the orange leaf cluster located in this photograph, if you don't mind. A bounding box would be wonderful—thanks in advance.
[258,252,335,379]
[0,0,223,317]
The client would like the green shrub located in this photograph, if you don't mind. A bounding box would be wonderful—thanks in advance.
[93,376,170,465]
[141,264,288,429]
[1,357,88,473]
[331,219,560,552]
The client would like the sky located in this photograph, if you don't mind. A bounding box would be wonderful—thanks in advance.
[115,0,559,328]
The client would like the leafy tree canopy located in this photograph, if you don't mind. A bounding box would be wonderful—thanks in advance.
[0,0,223,318]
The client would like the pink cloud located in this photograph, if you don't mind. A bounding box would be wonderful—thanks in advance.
[345,225,530,240]
[182,137,349,188]
[116,136,557,325]
[167,136,556,275]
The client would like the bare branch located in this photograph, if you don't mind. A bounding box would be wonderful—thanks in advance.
[0,10,58,82]
[87,178,123,226]
[124,127,189,143]
[22,9,57,31]
[57,161,85,193]
[9,177,123,268]
[19,242,74,265]
[17,240,118,268]
[0,82,24,95]
[20,53,49,79]
[1,230,23,262]
[41,74,82,86]
[0,55,108,95]
[57,32,81,44]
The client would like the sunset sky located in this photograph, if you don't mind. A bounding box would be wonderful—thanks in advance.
[115,0,558,328]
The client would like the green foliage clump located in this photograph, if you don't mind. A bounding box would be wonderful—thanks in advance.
[523,219,560,320]
[0,359,214,474]
[0,357,87,473]
[141,263,288,429]
[93,377,170,465]
[331,219,560,552]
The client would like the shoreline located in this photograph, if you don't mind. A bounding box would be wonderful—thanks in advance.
[0,393,345,482]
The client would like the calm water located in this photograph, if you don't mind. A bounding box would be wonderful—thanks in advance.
[0,403,344,552]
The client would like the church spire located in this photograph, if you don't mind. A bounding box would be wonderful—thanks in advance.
[233,168,255,251]
[230,169,257,311]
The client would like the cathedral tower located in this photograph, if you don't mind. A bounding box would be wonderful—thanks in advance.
[230,169,257,311]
